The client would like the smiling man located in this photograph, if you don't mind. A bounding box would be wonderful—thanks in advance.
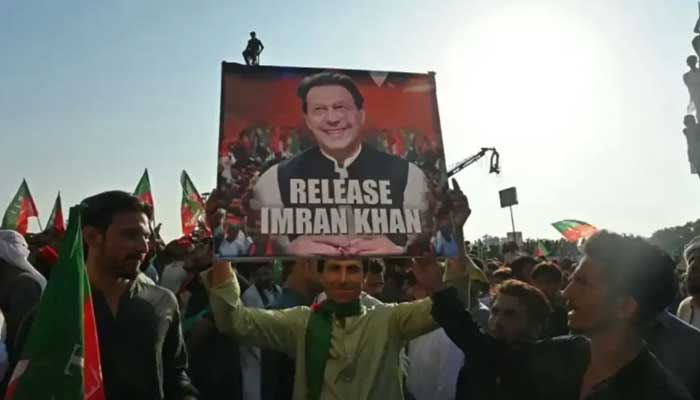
[207,255,446,400]
[433,231,694,400]
[252,71,430,256]
[81,191,198,400]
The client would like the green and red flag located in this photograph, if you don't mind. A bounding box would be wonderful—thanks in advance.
[180,170,206,236]
[551,219,598,243]
[133,169,154,216]
[44,192,66,236]
[1,179,39,235]
[533,241,550,257]
[5,206,106,400]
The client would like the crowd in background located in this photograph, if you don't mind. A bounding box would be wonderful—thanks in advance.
[2,191,700,400]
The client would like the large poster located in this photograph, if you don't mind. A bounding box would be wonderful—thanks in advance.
[214,63,456,259]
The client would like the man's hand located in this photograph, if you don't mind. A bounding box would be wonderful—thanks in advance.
[288,235,344,256]
[410,257,445,295]
[211,260,234,288]
[346,236,403,255]
[447,179,471,230]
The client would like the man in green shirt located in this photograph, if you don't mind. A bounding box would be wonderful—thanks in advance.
[208,257,446,400]
[207,180,470,400]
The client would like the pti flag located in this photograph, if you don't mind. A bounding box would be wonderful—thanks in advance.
[533,241,549,257]
[551,219,598,243]
[44,192,66,235]
[5,206,105,400]
[180,170,206,236]
[133,169,154,217]
[1,179,39,235]
[215,63,453,259]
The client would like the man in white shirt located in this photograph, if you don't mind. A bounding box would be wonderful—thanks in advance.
[405,274,463,400]
[240,263,282,400]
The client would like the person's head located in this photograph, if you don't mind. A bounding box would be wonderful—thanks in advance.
[363,258,385,297]
[318,258,369,304]
[559,258,574,272]
[296,258,323,293]
[297,72,366,161]
[81,191,152,280]
[684,237,700,299]
[563,231,677,335]
[253,262,274,290]
[532,262,563,300]
[250,31,256,38]
[509,256,538,283]
[405,271,428,300]
[492,267,513,286]
[184,238,213,272]
[688,55,698,70]
[684,114,697,129]
[489,279,551,342]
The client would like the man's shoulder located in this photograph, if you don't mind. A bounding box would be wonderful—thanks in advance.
[362,144,409,166]
[277,146,322,171]
[134,278,179,308]
[639,351,695,400]
[533,335,588,356]
[679,296,693,308]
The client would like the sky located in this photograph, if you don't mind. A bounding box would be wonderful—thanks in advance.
[1,0,699,242]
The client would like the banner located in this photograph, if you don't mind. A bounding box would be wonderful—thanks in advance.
[215,63,455,259]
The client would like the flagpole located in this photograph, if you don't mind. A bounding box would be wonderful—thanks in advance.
[36,217,43,232]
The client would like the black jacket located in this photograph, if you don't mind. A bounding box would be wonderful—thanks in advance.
[431,288,694,400]
[92,277,198,400]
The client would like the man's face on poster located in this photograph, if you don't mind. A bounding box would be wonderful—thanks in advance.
[304,85,366,160]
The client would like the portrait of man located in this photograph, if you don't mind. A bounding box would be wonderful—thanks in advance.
[250,71,431,256]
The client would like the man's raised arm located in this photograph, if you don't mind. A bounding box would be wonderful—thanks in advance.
[207,260,307,356]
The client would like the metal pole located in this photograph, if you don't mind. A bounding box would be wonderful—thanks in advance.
[509,205,516,237]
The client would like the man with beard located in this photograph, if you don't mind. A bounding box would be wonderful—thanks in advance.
[81,191,198,400]
[433,231,693,400]
[252,71,431,257]
[207,183,471,400]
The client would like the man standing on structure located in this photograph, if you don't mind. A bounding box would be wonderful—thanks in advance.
[243,32,264,66]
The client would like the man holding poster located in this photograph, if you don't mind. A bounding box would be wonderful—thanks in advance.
[252,71,431,256]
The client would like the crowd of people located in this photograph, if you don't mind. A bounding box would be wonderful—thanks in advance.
[1,183,700,400]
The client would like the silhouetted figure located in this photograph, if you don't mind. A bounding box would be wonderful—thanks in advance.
[243,32,264,66]
[684,55,700,116]
[683,115,700,177]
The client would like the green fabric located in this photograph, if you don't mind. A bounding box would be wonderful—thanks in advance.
[1,179,38,234]
[182,308,210,333]
[208,273,437,400]
[306,299,361,400]
[133,169,151,197]
[7,206,104,399]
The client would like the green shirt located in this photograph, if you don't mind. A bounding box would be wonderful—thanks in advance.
[208,274,437,400]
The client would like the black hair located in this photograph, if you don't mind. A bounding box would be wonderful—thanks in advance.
[531,262,563,284]
[509,256,538,281]
[317,259,370,274]
[367,258,385,275]
[583,230,677,325]
[297,72,364,114]
[494,279,552,327]
[81,191,152,233]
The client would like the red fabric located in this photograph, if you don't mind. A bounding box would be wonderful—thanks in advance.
[83,296,106,400]
[37,245,59,266]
